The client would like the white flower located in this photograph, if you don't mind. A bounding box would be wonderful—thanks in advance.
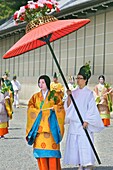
[29,4,36,9]
[37,2,44,7]
[20,6,26,13]
[28,1,34,4]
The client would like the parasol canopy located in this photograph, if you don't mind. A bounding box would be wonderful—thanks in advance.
[3,19,90,59]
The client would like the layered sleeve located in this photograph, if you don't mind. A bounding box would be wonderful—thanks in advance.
[26,94,41,138]
[52,92,65,138]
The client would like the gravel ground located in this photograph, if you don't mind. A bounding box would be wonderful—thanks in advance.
[0,106,113,170]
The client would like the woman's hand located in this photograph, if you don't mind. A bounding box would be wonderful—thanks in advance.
[51,107,55,111]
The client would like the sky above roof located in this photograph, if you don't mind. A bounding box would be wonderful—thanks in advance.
[58,0,91,10]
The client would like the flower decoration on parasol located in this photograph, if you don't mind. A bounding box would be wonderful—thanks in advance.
[3,0,101,164]
[13,0,60,24]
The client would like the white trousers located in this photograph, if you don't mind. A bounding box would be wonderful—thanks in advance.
[13,91,19,106]
[63,130,95,166]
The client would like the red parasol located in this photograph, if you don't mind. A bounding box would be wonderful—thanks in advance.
[2,18,101,164]
[3,19,90,59]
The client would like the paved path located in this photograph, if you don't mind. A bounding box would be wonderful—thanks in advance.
[0,106,113,170]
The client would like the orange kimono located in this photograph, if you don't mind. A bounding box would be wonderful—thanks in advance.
[26,90,65,170]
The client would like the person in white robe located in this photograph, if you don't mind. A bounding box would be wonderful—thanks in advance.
[63,62,104,170]
[11,75,21,108]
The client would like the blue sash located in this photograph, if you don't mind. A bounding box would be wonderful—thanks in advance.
[49,109,62,144]
[27,111,42,145]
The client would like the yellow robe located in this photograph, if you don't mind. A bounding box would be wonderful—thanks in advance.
[26,90,65,158]
[5,98,13,119]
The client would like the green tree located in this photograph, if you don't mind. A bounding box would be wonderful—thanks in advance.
[0,0,28,20]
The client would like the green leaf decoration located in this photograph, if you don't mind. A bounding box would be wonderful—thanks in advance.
[48,90,58,104]
[0,84,10,94]
[104,83,110,89]
[84,61,91,78]
[96,96,100,104]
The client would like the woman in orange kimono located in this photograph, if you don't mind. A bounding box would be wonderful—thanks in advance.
[94,75,112,126]
[26,75,65,170]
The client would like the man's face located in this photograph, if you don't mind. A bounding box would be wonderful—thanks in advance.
[53,78,58,83]
[76,75,86,87]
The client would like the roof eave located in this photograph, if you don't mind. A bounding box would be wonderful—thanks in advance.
[0,22,26,37]
[54,0,112,18]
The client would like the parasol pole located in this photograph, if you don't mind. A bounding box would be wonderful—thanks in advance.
[40,34,101,164]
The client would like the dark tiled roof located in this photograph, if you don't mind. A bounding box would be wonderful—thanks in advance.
[56,0,113,18]
[0,16,26,36]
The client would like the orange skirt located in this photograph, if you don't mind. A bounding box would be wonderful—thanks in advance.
[102,118,110,126]
[0,122,8,136]
[37,158,61,170]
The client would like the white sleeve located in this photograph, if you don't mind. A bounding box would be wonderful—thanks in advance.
[85,92,104,132]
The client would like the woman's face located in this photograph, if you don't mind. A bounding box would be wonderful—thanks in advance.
[99,78,104,84]
[39,79,47,91]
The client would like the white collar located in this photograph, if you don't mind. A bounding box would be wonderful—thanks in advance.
[42,90,48,100]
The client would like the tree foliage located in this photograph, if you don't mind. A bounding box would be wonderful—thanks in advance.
[0,0,28,20]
